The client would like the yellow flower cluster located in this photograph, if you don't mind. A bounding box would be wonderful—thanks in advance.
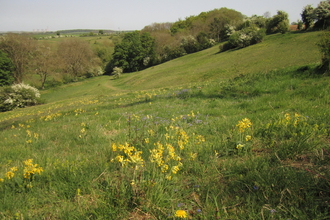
[74,108,86,116]
[23,159,44,179]
[176,128,189,150]
[281,112,303,127]
[0,159,43,184]
[40,112,62,121]
[236,118,252,133]
[5,166,18,179]
[111,143,145,170]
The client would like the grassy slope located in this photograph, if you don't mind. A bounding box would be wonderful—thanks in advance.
[40,31,322,104]
[0,31,329,219]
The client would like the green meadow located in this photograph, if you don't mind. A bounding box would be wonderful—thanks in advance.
[0,31,330,219]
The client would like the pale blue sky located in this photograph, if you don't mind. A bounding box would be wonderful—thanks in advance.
[0,0,322,32]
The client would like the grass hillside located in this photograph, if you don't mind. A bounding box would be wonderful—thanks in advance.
[0,31,329,219]
[40,31,322,103]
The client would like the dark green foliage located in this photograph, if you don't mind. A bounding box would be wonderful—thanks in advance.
[314,0,330,29]
[267,11,290,34]
[196,31,213,50]
[0,50,14,86]
[301,1,330,30]
[208,8,245,42]
[107,31,155,73]
[317,31,330,72]
[301,5,315,30]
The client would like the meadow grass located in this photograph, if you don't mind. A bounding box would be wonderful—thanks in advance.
[0,31,330,219]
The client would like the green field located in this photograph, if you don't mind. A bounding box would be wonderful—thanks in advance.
[0,31,329,219]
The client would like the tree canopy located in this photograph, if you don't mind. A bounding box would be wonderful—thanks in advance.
[107,31,155,73]
[0,50,14,86]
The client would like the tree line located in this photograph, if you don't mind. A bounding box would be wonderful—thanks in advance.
[0,34,102,88]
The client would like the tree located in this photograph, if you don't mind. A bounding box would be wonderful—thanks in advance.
[0,33,36,83]
[99,30,104,35]
[108,31,155,73]
[301,5,315,29]
[57,38,101,79]
[0,50,14,86]
[209,8,244,42]
[314,0,330,29]
[196,31,213,50]
[33,43,57,89]
[267,11,290,34]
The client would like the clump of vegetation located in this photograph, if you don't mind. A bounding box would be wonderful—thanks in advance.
[317,31,330,72]
[220,26,266,51]
[301,0,330,30]
[266,10,290,34]
[112,66,123,79]
[0,83,42,112]
[0,50,14,86]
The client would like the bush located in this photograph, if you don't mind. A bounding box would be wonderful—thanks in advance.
[317,31,330,73]
[112,67,123,79]
[0,83,42,112]
[220,27,266,51]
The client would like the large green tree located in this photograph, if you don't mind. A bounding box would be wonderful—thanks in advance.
[301,5,315,29]
[314,0,330,29]
[267,11,290,34]
[0,50,14,86]
[107,31,155,73]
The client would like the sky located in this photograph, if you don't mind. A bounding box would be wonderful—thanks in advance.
[0,0,322,32]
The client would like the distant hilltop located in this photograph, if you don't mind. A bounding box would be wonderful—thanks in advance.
[0,29,130,35]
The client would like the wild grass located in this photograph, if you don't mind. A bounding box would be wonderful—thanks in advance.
[0,31,330,219]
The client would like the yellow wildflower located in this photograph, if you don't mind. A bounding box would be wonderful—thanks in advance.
[236,118,252,133]
[26,130,32,137]
[236,144,244,150]
[0,178,4,182]
[171,166,180,174]
[175,210,188,218]
[10,166,18,172]
[285,113,291,121]
[165,175,172,180]
[6,171,15,179]
[245,135,252,142]
[161,164,169,173]
[190,152,197,160]
[111,143,117,152]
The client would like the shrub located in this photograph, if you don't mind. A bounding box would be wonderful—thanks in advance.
[0,83,41,112]
[220,27,266,51]
[112,67,123,79]
[317,31,330,73]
